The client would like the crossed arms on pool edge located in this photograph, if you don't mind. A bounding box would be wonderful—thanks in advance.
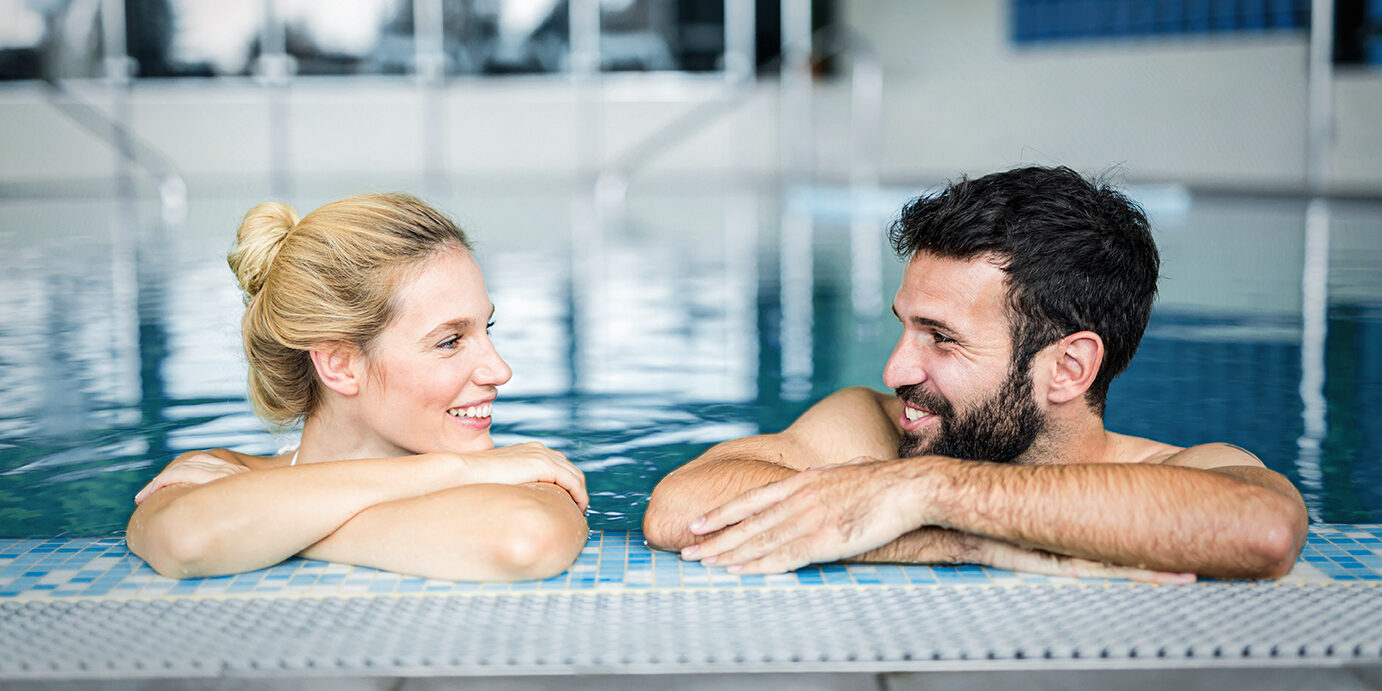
[643,168,1308,582]
[642,387,1306,582]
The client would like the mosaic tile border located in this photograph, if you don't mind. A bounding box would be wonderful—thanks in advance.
[1,525,1379,601]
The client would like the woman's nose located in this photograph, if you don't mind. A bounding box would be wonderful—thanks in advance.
[475,342,513,387]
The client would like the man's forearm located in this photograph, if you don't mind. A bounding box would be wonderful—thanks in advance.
[644,459,797,550]
[849,527,970,564]
[915,458,1307,578]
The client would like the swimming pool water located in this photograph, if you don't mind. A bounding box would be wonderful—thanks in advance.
[0,184,1379,536]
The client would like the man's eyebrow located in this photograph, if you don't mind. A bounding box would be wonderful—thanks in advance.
[891,306,958,334]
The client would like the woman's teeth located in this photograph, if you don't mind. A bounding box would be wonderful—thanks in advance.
[904,406,930,422]
[448,403,492,419]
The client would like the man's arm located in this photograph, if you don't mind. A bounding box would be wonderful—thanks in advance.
[642,386,898,551]
[915,442,1308,578]
[688,443,1308,579]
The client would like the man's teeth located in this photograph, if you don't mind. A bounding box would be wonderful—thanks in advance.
[448,403,492,419]
[904,406,930,422]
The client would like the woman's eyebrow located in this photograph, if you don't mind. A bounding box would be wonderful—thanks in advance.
[421,318,473,342]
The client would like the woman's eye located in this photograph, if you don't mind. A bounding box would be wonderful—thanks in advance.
[486,320,495,333]
[438,335,460,349]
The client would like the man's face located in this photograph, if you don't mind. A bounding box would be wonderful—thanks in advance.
[883,253,1046,463]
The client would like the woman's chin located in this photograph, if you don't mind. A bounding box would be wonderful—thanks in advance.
[441,433,495,454]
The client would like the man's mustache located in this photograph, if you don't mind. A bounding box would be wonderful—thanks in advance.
[894,383,953,418]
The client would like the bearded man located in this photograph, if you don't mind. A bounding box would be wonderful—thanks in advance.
[643,166,1307,581]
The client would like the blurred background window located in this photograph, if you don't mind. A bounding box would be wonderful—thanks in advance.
[1011,0,1312,43]
[1010,0,1380,66]
[0,0,832,80]
[0,0,47,80]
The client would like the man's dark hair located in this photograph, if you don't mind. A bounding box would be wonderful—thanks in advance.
[887,166,1160,417]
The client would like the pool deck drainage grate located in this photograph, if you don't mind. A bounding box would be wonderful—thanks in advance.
[2,525,1380,679]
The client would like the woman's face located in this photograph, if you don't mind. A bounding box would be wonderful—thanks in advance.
[354,247,512,456]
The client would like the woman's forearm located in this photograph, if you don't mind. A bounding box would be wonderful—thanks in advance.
[300,482,589,581]
[126,453,466,578]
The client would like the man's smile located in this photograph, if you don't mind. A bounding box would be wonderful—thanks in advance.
[899,401,938,432]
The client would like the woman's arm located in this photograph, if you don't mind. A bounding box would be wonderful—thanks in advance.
[301,482,588,581]
[126,443,585,579]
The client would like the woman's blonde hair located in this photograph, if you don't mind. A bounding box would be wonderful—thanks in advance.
[227,192,472,428]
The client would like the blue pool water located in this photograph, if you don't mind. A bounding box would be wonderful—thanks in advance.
[0,184,1379,536]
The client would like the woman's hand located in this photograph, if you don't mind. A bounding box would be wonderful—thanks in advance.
[452,442,589,511]
[134,452,250,505]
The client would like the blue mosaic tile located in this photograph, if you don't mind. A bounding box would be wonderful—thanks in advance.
[0,525,1376,600]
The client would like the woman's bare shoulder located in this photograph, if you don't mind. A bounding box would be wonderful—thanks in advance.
[164,448,290,472]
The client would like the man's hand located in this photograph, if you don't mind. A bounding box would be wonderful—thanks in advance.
[680,460,1195,584]
[134,452,249,505]
[681,457,925,572]
[960,532,1194,584]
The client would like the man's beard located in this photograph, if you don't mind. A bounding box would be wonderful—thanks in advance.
[895,365,1046,464]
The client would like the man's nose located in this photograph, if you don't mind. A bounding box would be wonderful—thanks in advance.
[882,339,925,390]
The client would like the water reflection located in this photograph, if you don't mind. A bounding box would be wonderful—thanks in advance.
[1,188,1380,537]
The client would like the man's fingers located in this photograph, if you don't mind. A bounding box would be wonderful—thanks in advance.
[727,537,817,575]
[700,511,814,567]
[983,540,1194,584]
[1050,555,1194,584]
[683,499,799,562]
[690,479,799,536]
[682,515,766,561]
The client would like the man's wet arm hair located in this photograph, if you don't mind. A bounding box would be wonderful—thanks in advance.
[887,166,1161,417]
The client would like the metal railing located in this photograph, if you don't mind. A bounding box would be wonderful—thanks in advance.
[594,23,885,205]
[33,0,187,225]
[40,78,188,227]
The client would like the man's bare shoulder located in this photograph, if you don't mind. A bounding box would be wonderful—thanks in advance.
[1107,432,1263,470]
[783,386,901,463]
[787,386,896,430]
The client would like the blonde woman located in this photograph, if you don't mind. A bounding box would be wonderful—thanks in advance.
[126,194,588,581]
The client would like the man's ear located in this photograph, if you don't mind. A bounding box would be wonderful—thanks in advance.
[1046,331,1104,405]
[309,342,364,397]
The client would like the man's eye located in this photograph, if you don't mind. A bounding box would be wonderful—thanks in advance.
[932,332,956,345]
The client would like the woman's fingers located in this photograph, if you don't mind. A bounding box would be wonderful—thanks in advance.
[533,446,588,510]
[551,463,589,511]
[489,443,590,511]
[133,453,248,505]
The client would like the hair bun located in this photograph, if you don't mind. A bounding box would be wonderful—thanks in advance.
[228,202,300,298]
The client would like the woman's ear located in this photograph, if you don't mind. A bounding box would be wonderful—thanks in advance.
[1046,331,1104,405]
[310,342,363,396]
